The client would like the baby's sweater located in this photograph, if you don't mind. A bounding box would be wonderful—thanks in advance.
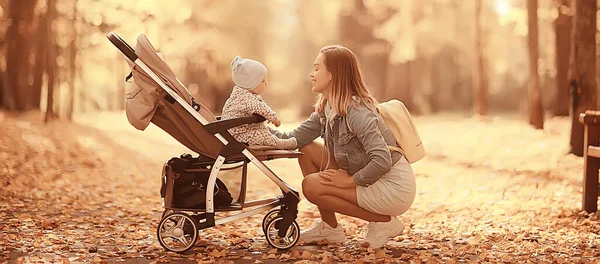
[221,86,278,140]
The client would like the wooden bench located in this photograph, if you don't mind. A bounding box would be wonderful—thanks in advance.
[579,111,600,213]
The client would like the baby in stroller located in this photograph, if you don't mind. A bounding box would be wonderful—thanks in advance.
[221,56,298,150]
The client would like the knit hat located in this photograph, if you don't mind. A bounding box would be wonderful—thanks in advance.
[230,56,267,90]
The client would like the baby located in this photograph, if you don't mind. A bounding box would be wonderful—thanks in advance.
[221,56,297,150]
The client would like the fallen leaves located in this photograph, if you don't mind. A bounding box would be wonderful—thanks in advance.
[41,219,60,230]
[88,245,98,253]
[300,250,311,259]
[2,112,600,263]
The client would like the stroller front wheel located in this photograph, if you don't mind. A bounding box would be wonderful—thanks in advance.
[157,212,199,253]
[264,216,300,250]
[262,209,280,234]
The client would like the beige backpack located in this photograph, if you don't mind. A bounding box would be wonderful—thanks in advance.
[376,100,425,164]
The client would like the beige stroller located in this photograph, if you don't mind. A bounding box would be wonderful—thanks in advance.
[107,32,302,252]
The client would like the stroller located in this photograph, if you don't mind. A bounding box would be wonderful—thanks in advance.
[107,32,302,252]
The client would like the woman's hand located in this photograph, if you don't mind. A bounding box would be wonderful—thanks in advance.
[319,169,357,188]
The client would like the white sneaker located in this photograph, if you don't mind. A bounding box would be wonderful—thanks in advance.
[299,220,346,244]
[358,217,404,248]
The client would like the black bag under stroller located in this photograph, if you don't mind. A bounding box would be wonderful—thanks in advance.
[162,154,233,210]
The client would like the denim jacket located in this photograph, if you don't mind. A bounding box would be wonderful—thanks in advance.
[271,100,402,187]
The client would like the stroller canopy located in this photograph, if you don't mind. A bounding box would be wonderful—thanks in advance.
[125,34,223,158]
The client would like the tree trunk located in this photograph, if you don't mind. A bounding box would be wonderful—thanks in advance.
[338,0,368,57]
[114,53,124,111]
[527,0,545,129]
[554,0,572,116]
[116,60,125,110]
[3,0,37,110]
[568,0,597,156]
[402,61,416,114]
[32,10,47,110]
[44,0,57,122]
[473,0,488,116]
[386,61,415,113]
[14,0,35,110]
[429,0,441,113]
[430,54,441,113]
[452,1,470,112]
[66,0,78,120]
[3,0,20,110]
[361,42,390,101]
[77,51,85,113]
[0,27,4,105]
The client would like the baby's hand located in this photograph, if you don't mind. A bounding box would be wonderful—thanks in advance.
[272,118,281,127]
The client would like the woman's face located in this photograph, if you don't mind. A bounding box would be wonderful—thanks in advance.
[310,53,331,94]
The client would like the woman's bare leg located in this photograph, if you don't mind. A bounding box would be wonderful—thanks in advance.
[298,141,338,174]
[302,173,390,222]
[298,141,340,227]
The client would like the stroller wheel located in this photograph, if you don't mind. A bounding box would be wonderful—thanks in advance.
[157,212,198,253]
[264,216,300,250]
[161,209,174,219]
[262,209,280,234]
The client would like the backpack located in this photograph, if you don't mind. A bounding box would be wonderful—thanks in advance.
[376,100,425,164]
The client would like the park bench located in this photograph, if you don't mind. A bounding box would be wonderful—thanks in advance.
[579,111,600,213]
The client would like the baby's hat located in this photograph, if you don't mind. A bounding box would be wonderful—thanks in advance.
[230,56,267,90]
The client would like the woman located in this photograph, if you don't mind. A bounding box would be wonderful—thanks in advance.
[271,45,416,248]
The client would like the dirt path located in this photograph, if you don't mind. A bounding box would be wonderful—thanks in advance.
[1,111,599,263]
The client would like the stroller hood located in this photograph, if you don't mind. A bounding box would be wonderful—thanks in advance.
[124,34,223,158]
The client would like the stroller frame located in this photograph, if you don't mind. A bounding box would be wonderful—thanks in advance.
[107,32,302,252]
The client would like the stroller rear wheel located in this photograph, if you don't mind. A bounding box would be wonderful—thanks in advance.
[262,209,280,234]
[264,216,299,250]
[157,212,198,253]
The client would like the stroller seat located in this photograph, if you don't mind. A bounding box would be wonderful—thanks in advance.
[247,145,281,151]
[247,147,302,161]
[246,145,302,161]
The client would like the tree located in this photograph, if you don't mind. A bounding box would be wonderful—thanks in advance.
[0,0,5,103]
[451,1,473,113]
[3,0,37,110]
[553,0,572,116]
[292,0,341,115]
[66,0,79,119]
[527,0,544,129]
[31,12,47,111]
[372,0,417,112]
[473,0,488,116]
[338,0,393,101]
[179,0,275,113]
[568,0,596,156]
[44,0,58,122]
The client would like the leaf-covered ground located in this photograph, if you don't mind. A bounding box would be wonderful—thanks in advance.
[1,111,599,263]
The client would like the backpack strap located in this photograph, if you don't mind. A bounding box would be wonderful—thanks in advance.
[345,108,403,154]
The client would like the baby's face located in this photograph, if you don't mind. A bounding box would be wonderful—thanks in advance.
[251,75,268,95]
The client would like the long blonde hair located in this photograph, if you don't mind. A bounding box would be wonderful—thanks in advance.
[314,45,377,116]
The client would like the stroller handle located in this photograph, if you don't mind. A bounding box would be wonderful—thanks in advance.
[107,32,138,62]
